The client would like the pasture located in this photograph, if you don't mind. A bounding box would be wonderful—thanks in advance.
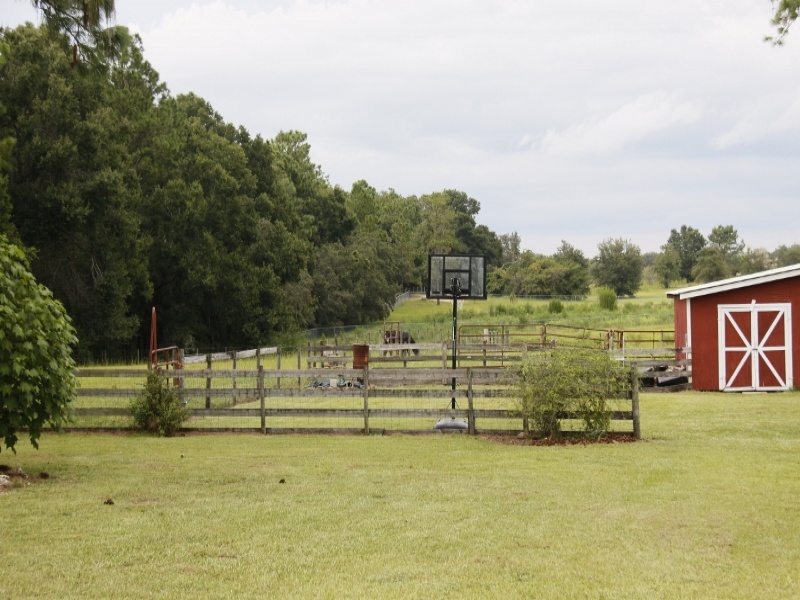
[2,391,799,599]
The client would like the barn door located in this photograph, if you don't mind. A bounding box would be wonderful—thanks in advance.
[718,303,793,391]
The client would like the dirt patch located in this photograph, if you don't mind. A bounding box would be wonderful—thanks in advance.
[479,434,640,446]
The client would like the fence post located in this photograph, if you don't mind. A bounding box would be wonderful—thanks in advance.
[259,365,266,434]
[363,366,370,435]
[205,353,212,409]
[232,351,238,405]
[277,347,282,390]
[178,348,186,406]
[467,368,475,435]
[631,365,641,439]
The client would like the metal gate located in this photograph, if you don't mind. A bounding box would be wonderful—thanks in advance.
[718,303,793,391]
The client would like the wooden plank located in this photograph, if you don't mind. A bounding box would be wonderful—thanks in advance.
[178,388,263,399]
[77,389,142,398]
[76,369,145,378]
[74,407,131,416]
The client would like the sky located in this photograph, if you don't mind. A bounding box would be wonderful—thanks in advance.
[3,0,799,257]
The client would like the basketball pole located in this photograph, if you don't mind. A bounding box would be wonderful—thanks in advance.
[450,277,460,411]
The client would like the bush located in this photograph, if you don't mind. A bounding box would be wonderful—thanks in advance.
[596,287,618,311]
[1,235,77,453]
[548,298,564,314]
[515,349,629,438]
[130,373,190,436]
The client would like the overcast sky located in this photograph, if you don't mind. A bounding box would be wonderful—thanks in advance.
[4,0,799,256]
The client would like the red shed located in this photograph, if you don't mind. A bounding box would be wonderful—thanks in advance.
[667,264,800,391]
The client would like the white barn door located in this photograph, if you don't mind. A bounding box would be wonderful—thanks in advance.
[718,303,793,391]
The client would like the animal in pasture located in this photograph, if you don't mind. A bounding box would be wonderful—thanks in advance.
[383,330,420,355]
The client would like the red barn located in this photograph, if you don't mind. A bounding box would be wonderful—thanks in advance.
[667,264,800,391]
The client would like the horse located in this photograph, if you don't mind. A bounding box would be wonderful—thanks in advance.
[383,330,420,355]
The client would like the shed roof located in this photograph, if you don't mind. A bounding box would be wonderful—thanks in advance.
[667,263,800,300]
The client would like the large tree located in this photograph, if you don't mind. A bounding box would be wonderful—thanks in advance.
[592,238,644,296]
[666,225,707,283]
[1,24,152,357]
[708,225,744,274]
[1,235,77,453]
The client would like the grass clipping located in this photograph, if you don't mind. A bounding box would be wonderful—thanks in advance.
[516,348,629,439]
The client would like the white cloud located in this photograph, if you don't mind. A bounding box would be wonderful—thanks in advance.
[3,0,800,256]
[537,92,703,156]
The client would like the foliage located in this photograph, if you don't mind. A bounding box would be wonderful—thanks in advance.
[766,0,800,44]
[487,245,590,297]
[130,372,190,436]
[0,235,77,452]
[515,349,629,438]
[691,247,729,283]
[771,243,800,267]
[653,244,681,288]
[708,225,744,273]
[32,0,126,66]
[592,238,644,296]
[596,286,618,311]
[548,298,564,314]
[738,247,773,275]
[666,225,706,282]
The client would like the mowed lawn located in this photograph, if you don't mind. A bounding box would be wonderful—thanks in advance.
[1,392,799,599]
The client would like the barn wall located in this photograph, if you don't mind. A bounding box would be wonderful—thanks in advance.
[673,297,689,360]
[688,277,800,391]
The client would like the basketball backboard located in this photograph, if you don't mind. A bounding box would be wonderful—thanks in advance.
[426,254,487,300]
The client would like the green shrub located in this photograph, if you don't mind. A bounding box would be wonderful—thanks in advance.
[596,287,618,311]
[548,298,564,314]
[130,373,190,436]
[515,349,629,438]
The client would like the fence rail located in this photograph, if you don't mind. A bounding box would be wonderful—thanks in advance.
[72,362,664,438]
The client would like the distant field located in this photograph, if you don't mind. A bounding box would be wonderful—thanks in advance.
[1,390,798,599]
[390,285,675,332]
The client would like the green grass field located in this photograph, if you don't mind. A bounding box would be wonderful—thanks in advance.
[2,390,799,599]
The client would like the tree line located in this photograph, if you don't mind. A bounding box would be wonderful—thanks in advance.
[0,22,508,358]
[2,10,799,360]
[489,228,800,299]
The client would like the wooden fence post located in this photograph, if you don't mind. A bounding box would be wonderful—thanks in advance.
[467,369,475,435]
[178,348,186,406]
[631,365,641,439]
[363,366,370,435]
[205,353,212,409]
[259,365,266,434]
[231,351,237,406]
[277,347,282,390]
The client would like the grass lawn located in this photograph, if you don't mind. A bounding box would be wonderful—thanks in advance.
[2,391,799,599]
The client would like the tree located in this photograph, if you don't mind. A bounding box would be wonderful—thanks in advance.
[772,244,800,267]
[708,225,744,273]
[767,0,800,44]
[415,192,460,254]
[499,232,522,265]
[666,226,706,282]
[653,245,681,288]
[1,235,77,453]
[1,24,153,357]
[691,247,729,283]
[738,247,773,275]
[31,0,127,66]
[591,238,644,296]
